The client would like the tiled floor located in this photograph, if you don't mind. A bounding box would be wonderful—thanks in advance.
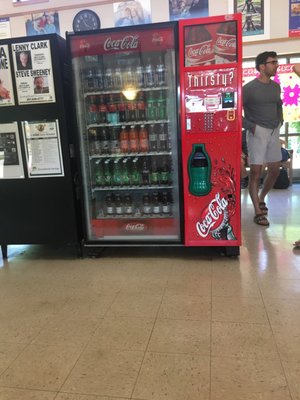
[0,185,300,400]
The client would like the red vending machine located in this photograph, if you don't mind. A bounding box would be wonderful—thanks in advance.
[179,14,242,255]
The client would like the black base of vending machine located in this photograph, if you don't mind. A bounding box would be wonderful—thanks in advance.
[0,34,80,258]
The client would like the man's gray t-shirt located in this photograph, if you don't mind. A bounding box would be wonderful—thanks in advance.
[243,78,283,131]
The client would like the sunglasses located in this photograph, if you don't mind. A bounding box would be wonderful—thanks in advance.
[264,60,279,65]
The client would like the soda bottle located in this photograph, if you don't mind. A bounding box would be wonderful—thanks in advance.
[160,159,171,184]
[94,127,102,155]
[94,160,105,186]
[120,125,129,153]
[127,100,137,122]
[149,124,158,152]
[158,123,168,151]
[113,67,123,90]
[142,193,152,215]
[150,158,160,185]
[143,58,155,87]
[215,21,237,64]
[113,158,123,186]
[88,127,97,155]
[156,56,166,86]
[185,25,215,66]
[103,159,112,186]
[87,102,98,125]
[110,126,120,154]
[156,90,167,120]
[118,93,127,123]
[129,125,139,153]
[84,68,94,92]
[105,193,115,216]
[146,91,157,120]
[141,160,150,185]
[136,91,146,121]
[124,66,135,87]
[136,65,144,87]
[139,124,149,153]
[152,192,161,214]
[99,127,110,154]
[104,68,114,90]
[98,95,107,124]
[94,68,104,91]
[162,191,171,214]
[115,194,123,215]
[188,143,212,196]
[121,158,131,186]
[107,94,119,124]
[124,193,133,215]
[131,157,141,186]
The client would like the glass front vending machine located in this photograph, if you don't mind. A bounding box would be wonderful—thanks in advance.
[67,23,182,251]
[179,14,242,255]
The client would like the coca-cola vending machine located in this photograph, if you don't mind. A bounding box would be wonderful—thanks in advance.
[179,14,242,255]
[67,23,183,252]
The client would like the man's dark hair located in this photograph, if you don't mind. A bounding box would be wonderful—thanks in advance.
[255,51,278,71]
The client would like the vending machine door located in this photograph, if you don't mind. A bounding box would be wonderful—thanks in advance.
[179,15,242,247]
[68,23,182,243]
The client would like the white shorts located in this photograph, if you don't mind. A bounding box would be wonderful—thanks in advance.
[246,124,281,165]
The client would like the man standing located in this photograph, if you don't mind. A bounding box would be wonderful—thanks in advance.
[243,51,283,226]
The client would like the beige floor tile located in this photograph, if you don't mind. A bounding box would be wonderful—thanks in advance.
[61,348,144,397]
[165,275,211,296]
[148,319,210,355]
[106,292,162,318]
[0,387,56,400]
[0,343,81,391]
[88,316,154,351]
[0,342,27,374]
[272,329,300,362]
[56,394,127,400]
[133,352,210,400]
[264,298,300,331]
[212,321,279,359]
[158,294,211,321]
[282,360,300,400]
[212,296,268,324]
[259,278,300,299]
[211,356,290,399]
[212,276,262,298]
[119,276,168,295]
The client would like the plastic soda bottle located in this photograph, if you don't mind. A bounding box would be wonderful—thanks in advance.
[139,125,149,152]
[122,158,131,186]
[188,143,211,196]
[131,157,141,186]
[103,159,112,186]
[129,125,139,153]
[120,125,129,153]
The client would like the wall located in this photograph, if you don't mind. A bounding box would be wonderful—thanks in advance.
[1,0,300,58]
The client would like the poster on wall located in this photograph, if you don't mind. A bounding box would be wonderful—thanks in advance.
[234,0,264,36]
[25,12,60,36]
[243,64,300,122]
[22,119,64,178]
[11,39,56,105]
[0,122,25,179]
[114,0,151,27]
[0,18,11,39]
[289,0,300,37]
[169,0,208,20]
[0,44,15,106]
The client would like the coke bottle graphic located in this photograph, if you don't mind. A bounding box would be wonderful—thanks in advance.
[215,21,237,64]
[185,25,215,66]
[188,143,211,196]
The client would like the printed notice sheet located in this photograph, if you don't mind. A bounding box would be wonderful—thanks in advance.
[0,122,25,179]
[0,44,15,106]
[12,39,56,104]
[22,120,64,177]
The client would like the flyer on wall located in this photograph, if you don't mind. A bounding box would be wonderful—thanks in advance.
[22,119,64,178]
[0,44,15,106]
[11,39,56,105]
[0,122,25,179]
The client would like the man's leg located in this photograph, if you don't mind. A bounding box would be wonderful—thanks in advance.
[259,161,281,203]
[248,164,263,216]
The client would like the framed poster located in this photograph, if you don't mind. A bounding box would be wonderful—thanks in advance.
[25,12,60,36]
[169,0,208,21]
[0,122,25,179]
[289,0,300,37]
[0,44,15,106]
[229,0,270,41]
[114,0,151,27]
[11,39,56,104]
[22,119,64,177]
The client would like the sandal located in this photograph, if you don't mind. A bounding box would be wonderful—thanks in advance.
[254,214,270,226]
[259,202,268,215]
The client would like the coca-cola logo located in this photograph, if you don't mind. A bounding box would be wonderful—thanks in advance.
[215,36,236,49]
[79,40,90,50]
[187,43,213,58]
[152,33,164,44]
[104,36,139,51]
[196,193,228,238]
[124,223,147,232]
